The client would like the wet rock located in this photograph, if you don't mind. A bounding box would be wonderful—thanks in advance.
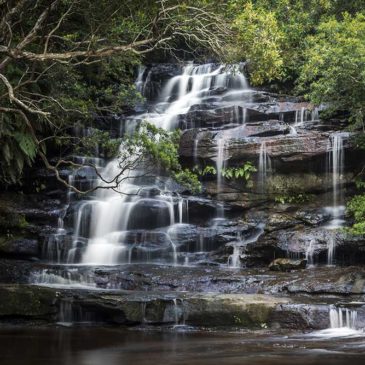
[0,285,57,321]
[269,258,307,272]
[0,284,292,328]
[270,303,329,330]
[295,209,331,226]
[180,129,354,176]
[27,263,365,296]
[0,259,36,284]
[3,283,362,331]
[0,237,39,258]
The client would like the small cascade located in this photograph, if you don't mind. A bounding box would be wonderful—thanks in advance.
[141,302,147,324]
[172,298,179,325]
[324,133,348,265]
[313,306,361,337]
[193,135,200,166]
[227,224,265,268]
[289,125,298,136]
[294,107,306,127]
[170,298,186,327]
[31,268,96,289]
[291,106,320,134]
[135,65,146,94]
[305,239,315,266]
[242,107,247,124]
[58,299,96,326]
[327,233,336,266]
[330,306,358,330]
[58,300,75,325]
[42,208,68,263]
[215,138,226,217]
[330,134,345,217]
[258,141,271,193]
[228,246,241,268]
[135,65,152,98]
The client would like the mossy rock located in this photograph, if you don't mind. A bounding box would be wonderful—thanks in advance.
[0,235,39,257]
[0,285,57,319]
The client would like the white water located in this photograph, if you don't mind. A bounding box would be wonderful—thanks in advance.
[67,63,250,266]
[290,106,320,135]
[330,307,357,329]
[228,224,265,268]
[258,141,271,193]
[215,138,226,217]
[305,239,315,266]
[324,133,348,265]
[310,306,362,338]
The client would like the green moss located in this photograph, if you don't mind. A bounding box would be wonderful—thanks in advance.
[0,285,57,318]
[0,211,29,231]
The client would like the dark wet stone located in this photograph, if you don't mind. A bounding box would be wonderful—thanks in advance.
[0,238,39,258]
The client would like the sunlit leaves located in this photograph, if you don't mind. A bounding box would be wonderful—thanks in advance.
[229,1,284,85]
[297,13,365,127]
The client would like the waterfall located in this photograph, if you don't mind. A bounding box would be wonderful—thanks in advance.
[48,63,250,267]
[135,66,146,94]
[291,106,319,134]
[330,307,358,330]
[325,133,347,265]
[227,224,265,268]
[258,141,271,193]
[289,125,298,136]
[215,137,226,217]
[330,134,345,216]
[193,135,200,166]
[305,239,315,266]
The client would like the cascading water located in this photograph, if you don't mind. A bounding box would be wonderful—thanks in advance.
[290,106,320,135]
[55,63,251,267]
[312,306,361,338]
[325,133,348,265]
[330,307,358,330]
[215,137,226,217]
[227,224,265,268]
[258,141,271,194]
[305,239,315,266]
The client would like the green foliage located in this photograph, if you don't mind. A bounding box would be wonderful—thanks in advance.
[0,113,38,184]
[194,162,256,183]
[225,0,365,123]
[222,162,257,181]
[174,169,202,194]
[193,165,217,176]
[129,123,182,172]
[13,133,38,162]
[297,13,365,127]
[125,123,202,193]
[228,1,284,85]
[347,195,365,235]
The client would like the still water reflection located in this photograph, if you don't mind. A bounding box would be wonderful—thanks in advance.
[1,327,365,365]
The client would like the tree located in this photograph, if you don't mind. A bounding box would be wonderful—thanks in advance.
[297,13,365,128]
[227,1,284,85]
[0,0,228,191]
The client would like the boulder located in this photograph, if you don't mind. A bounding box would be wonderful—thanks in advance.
[269,258,307,272]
